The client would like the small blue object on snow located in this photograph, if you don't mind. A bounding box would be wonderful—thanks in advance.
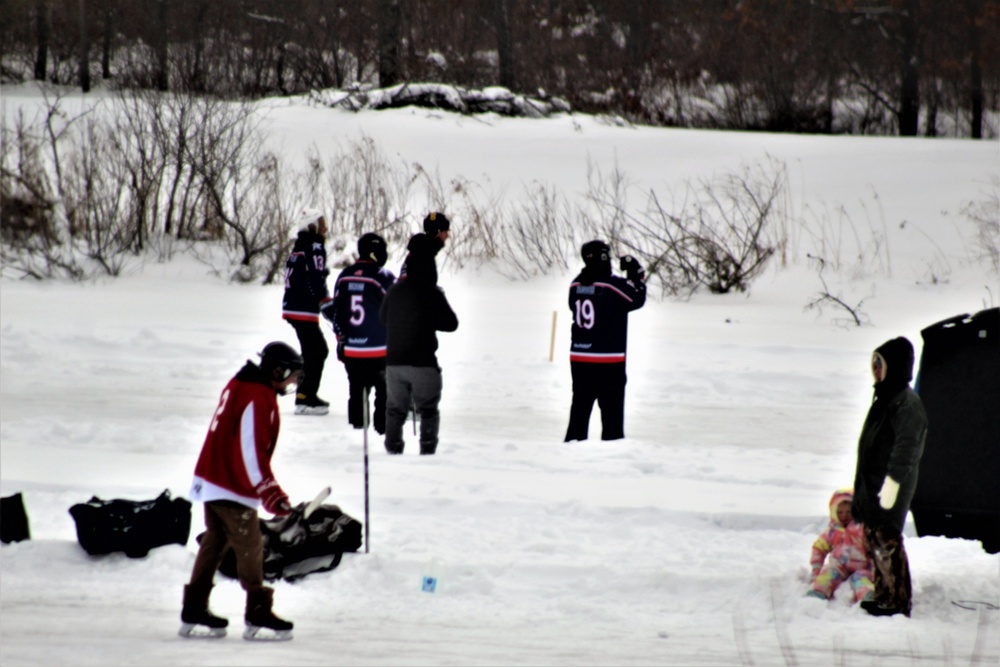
[422,576,437,593]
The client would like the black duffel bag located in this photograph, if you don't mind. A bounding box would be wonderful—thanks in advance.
[204,501,362,582]
[69,489,192,558]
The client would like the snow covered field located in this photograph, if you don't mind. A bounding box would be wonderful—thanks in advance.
[1,85,998,666]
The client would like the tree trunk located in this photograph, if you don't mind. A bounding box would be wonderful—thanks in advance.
[78,0,91,92]
[897,0,920,136]
[101,0,119,80]
[156,0,169,92]
[378,0,401,87]
[967,0,984,139]
[493,0,514,89]
[34,0,49,81]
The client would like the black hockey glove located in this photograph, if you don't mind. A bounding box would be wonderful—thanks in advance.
[336,337,346,362]
[619,255,646,282]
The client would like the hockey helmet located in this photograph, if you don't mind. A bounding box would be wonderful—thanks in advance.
[581,239,611,268]
[358,232,388,267]
[259,342,304,385]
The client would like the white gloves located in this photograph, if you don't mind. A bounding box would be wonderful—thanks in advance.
[878,477,900,510]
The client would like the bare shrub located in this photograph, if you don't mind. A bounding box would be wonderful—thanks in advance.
[805,254,873,327]
[583,157,786,296]
[963,175,1000,276]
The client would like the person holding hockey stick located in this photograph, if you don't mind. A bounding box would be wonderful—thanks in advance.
[380,233,459,455]
[180,342,301,640]
[282,208,333,415]
[564,240,646,441]
[851,336,928,617]
[325,232,397,435]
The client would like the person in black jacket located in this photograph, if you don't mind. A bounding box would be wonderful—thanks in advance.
[564,240,646,442]
[379,234,459,455]
[282,208,333,415]
[852,336,928,617]
[326,233,397,434]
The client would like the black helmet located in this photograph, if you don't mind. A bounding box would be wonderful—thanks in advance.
[358,232,388,267]
[581,240,611,268]
[423,212,451,235]
[259,342,304,383]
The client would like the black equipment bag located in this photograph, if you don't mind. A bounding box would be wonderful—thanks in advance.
[207,502,362,582]
[1,493,31,543]
[69,489,192,558]
[911,307,1000,553]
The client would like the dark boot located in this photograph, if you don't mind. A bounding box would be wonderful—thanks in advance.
[179,584,228,637]
[245,586,293,632]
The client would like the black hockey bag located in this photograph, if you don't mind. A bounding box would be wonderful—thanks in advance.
[69,489,192,558]
[1,493,31,543]
[208,502,362,582]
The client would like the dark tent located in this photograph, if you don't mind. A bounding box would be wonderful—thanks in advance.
[911,307,999,553]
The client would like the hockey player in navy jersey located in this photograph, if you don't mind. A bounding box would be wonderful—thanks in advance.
[282,208,333,415]
[564,240,647,442]
[325,233,397,434]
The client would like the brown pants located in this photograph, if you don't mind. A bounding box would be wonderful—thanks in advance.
[189,500,264,594]
[864,524,913,615]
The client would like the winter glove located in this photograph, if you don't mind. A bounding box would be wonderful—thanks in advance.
[256,478,292,516]
[878,477,900,510]
[619,255,646,282]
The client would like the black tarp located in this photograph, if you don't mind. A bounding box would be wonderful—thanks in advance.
[911,307,999,553]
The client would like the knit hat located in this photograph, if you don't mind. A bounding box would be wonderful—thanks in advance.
[423,212,451,235]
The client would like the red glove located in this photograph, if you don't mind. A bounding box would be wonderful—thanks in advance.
[255,478,291,516]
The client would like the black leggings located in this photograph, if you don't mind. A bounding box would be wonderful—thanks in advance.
[287,319,329,398]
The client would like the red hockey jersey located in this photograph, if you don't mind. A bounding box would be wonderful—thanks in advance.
[189,363,282,509]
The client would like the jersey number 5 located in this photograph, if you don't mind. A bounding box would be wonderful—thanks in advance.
[350,294,365,326]
[574,298,596,329]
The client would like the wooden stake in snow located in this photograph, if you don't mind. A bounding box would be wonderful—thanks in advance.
[549,311,557,362]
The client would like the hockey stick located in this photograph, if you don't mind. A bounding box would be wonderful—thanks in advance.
[412,399,418,436]
[303,486,332,520]
[363,387,371,554]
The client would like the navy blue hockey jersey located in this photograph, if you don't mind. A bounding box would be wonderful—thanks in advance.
[329,261,397,358]
[568,273,646,363]
[282,231,331,323]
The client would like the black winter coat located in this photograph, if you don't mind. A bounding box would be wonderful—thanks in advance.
[851,387,928,532]
[380,280,458,368]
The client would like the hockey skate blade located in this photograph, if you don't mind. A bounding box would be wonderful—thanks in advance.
[178,623,226,639]
[243,624,293,641]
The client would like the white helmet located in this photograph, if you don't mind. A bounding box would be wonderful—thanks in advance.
[293,207,324,234]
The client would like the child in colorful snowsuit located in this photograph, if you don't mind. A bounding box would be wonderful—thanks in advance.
[807,488,874,603]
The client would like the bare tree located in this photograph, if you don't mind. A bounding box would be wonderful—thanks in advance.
[378,0,401,87]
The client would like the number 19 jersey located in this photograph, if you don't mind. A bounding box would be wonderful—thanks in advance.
[568,273,646,363]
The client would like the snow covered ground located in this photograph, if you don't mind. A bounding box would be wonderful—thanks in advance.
[1,85,998,666]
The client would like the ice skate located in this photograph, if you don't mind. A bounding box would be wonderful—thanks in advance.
[294,393,329,416]
[179,584,228,638]
[243,587,294,641]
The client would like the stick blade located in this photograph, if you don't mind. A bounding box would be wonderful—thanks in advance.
[303,486,332,519]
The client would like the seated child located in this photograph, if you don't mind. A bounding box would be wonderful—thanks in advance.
[807,488,873,603]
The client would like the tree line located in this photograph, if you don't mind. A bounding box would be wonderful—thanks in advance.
[1,0,998,137]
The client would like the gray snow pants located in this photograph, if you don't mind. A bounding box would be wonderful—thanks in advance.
[385,365,442,454]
